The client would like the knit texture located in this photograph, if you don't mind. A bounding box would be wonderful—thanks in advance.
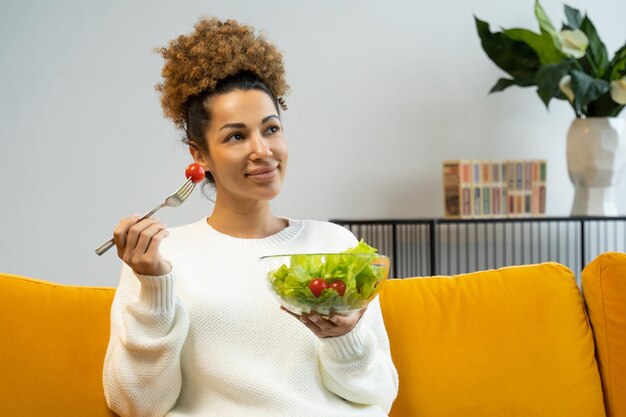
[103,218,398,417]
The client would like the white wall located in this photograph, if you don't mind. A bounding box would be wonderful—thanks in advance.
[1,0,625,286]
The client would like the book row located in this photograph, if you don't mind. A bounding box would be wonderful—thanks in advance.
[442,160,547,218]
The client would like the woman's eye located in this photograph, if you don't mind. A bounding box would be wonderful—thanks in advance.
[266,125,281,134]
[227,133,244,142]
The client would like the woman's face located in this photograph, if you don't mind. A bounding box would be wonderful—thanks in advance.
[191,89,288,205]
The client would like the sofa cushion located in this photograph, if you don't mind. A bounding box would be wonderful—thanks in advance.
[583,252,626,417]
[0,273,118,417]
[379,262,606,417]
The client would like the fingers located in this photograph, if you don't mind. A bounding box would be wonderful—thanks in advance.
[112,215,141,252]
[280,307,330,335]
[280,306,366,338]
[114,217,164,254]
[144,227,169,259]
[112,215,171,276]
[297,313,331,337]
[280,306,300,320]
[304,313,336,333]
[125,218,164,254]
[329,306,367,327]
[132,220,168,255]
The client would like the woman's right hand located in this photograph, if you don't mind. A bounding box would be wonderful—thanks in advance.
[113,216,172,276]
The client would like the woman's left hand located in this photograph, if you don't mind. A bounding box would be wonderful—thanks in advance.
[282,307,366,338]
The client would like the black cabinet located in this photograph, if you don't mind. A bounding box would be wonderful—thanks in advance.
[331,217,626,283]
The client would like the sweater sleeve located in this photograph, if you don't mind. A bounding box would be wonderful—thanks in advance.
[317,296,399,413]
[103,262,190,417]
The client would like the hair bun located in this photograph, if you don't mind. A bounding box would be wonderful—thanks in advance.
[155,17,289,128]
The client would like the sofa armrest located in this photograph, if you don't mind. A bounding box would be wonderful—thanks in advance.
[582,252,626,417]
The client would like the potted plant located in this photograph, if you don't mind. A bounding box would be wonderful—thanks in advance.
[475,0,626,216]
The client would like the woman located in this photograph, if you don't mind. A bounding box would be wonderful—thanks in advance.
[103,17,398,417]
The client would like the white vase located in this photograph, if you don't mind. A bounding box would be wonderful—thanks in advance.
[566,117,626,216]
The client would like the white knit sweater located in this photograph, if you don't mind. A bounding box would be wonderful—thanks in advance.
[103,218,398,417]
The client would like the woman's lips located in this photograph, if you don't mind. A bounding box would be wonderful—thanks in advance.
[246,167,278,181]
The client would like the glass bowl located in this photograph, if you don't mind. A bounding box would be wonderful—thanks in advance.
[260,253,390,316]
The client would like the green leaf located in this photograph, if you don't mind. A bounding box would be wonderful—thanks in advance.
[534,0,560,48]
[489,77,535,93]
[475,17,540,79]
[504,28,565,65]
[534,62,573,107]
[564,5,583,29]
[586,91,625,117]
[580,16,609,78]
[609,42,626,80]
[570,70,610,115]
[344,239,377,254]
[490,78,516,93]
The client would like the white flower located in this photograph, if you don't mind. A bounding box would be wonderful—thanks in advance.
[610,77,626,105]
[559,74,575,102]
[558,29,589,59]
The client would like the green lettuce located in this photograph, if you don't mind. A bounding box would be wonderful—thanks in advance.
[267,240,388,315]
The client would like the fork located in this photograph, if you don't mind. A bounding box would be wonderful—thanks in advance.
[95,178,196,256]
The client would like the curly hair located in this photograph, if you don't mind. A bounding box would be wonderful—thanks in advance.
[155,17,289,129]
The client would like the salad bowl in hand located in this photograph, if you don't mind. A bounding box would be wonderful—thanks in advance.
[261,241,390,316]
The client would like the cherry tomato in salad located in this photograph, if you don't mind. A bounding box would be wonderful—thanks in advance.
[329,280,347,296]
[185,163,205,183]
[308,278,328,298]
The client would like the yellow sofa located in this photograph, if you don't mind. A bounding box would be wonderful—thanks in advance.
[1,253,625,417]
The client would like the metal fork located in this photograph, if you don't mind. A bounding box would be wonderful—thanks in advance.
[95,178,196,256]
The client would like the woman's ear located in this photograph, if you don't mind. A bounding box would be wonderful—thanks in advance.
[189,144,212,172]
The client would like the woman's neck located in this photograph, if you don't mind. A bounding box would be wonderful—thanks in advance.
[207,201,287,239]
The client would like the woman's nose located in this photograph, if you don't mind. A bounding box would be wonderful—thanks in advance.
[250,134,273,160]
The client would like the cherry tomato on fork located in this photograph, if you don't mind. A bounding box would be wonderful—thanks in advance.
[185,163,205,183]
